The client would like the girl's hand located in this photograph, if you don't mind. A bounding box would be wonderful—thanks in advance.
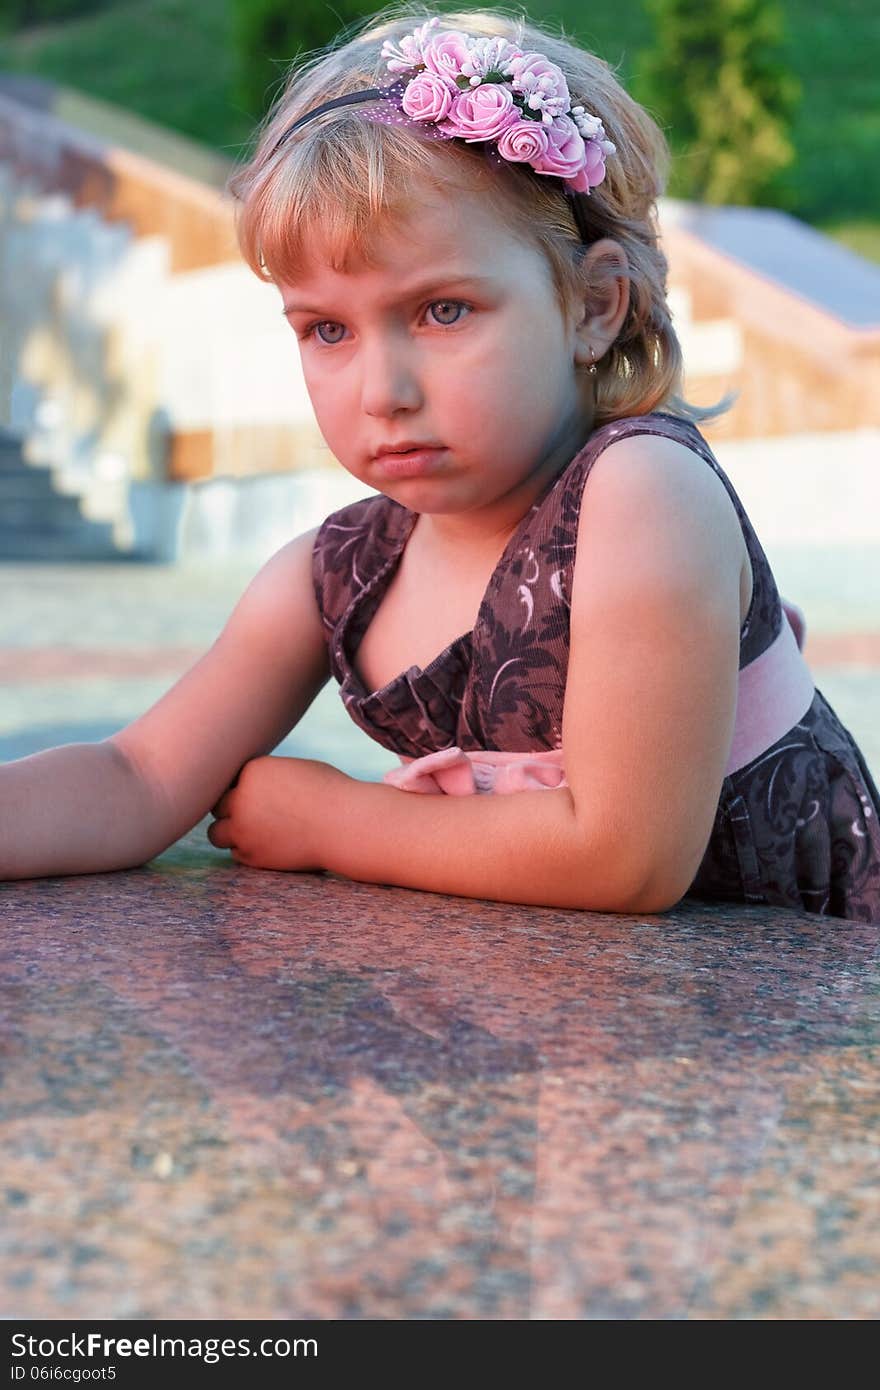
[206,755,348,871]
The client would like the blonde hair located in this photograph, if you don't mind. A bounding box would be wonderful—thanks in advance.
[226,3,735,428]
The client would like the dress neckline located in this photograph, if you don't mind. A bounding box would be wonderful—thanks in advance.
[342,450,579,703]
[340,410,695,704]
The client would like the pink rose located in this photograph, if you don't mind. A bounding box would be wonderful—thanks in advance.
[401,70,459,123]
[530,113,587,181]
[584,139,608,186]
[496,117,550,165]
[436,83,521,143]
[421,29,474,82]
[505,52,571,121]
[566,139,608,193]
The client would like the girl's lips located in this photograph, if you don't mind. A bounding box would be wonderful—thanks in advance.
[375,447,446,478]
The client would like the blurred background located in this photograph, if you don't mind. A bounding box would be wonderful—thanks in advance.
[1,0,878,783]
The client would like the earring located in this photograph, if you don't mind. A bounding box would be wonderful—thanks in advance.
[587,346,598,376]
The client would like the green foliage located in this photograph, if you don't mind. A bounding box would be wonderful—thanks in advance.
[230,0,379,123]
[2,0,120,27]
[0,0,257,158]
[635,0,801,205]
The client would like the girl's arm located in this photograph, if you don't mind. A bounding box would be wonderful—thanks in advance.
[0,526,331,881]
[212,434,744,914]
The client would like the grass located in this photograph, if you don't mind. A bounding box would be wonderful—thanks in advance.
[2,0,878,262]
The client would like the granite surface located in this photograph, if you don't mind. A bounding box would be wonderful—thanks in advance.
[2,826,879,1320]
[2,557,880,1320]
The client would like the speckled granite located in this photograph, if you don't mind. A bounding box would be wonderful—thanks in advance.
[1,826,878,1320]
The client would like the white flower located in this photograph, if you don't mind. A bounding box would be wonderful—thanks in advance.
[380,17,441,73]
[570,105,605,140]
[458,35,524,86]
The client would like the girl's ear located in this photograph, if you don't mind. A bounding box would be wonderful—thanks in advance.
[570,238,630,370]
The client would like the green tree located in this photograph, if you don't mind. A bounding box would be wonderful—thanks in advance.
[635,0,801,205]
[1,0,118,26]
[0,1,119,46]
[231,0,380,125]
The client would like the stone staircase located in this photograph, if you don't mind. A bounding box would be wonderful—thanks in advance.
[0,426,119,560]
[0,115,323,560]
[0,153,166,561]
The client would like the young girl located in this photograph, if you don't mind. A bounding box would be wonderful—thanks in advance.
[2,5,879,921]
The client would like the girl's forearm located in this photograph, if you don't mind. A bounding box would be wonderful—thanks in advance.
[0,742,171,881]
[325,777,648,912]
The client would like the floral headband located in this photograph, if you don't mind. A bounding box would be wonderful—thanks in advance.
[270,17,616,241]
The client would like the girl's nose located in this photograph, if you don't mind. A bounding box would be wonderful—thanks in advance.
[360,337,423,417]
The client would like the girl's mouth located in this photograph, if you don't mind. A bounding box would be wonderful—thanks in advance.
[375,448,447,477]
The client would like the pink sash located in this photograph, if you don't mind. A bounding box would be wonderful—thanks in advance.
[382,599,815,796]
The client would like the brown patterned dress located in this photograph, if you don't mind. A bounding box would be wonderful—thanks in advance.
[312,410,880,922]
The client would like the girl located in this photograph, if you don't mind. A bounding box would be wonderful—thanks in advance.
[2,5,879,921]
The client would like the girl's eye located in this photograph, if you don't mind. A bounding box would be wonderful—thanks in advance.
[302,299,472,346]
[426,299,469,328]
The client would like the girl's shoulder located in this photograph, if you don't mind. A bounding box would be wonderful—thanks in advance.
[582,409,716,464]
[562,409,730,510]
[566,409,746,557]
[553,408,781,666]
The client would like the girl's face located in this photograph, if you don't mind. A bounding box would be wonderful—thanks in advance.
[278,182,593,548]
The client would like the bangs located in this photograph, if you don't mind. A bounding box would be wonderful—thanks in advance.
[234,115,493,286]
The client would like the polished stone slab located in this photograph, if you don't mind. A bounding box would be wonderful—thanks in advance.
[2,829,878,1319]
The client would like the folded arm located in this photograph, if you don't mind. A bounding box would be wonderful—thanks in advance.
[208,752,642,909]
[323,774,648,912]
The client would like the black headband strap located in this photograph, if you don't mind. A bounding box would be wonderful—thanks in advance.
[271,84,401,154]
[269,82,593,245]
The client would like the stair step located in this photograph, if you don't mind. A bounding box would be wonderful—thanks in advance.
[1,494,90,527]
[0,524,122,561]
[0,433,123,555]
[0,445,29,473]
[0,513,115,537]
[0,471,69,503]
